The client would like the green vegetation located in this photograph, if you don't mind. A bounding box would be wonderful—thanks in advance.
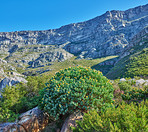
[118,81,133,91]
[122,85,148,102]
[112,79,148,103]
[73,100,148,132]
[125,48,148,77]
[107,47,148,79]
[39,67,114,120]
[0,75,48,123]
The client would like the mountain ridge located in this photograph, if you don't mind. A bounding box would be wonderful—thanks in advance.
[0,4,148,58]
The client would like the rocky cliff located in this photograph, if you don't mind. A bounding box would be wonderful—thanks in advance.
[0,4,148,58]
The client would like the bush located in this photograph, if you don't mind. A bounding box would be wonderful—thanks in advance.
[39,66,114,120]
[118,81,132,91]
[0,106,18,123]
[0,85,25,110]
[73,100,148,132]
[122,86,148,102]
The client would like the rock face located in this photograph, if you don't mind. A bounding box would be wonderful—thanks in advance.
[28,49,73,68]
[117,26,148,61]
[0,4,148,59]
[0,76,27,97]
[106,26,148,79]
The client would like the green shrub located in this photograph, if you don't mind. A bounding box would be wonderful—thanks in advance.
[0,106,18,123]
[0,85,25,110]
[13,95,40,113]
[118,81,132,91]
[39,66,114,120]
[122,86,148,101]
[73,100,148,132]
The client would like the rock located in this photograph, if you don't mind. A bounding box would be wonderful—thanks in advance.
[128,78,135,83]
[0,68,4,75]
[60,111,83,132]
[8,45,18,53]
[136,79,146,86]
[144,80,148,86]
[120,78,126,82]
[99,58,117,66]
[0,78,13,90]
[0,107,49,132]
[0,59,7,64]
[0,77,27,91]
[28,49,73,68]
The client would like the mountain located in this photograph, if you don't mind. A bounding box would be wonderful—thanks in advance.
[0,4,148,89]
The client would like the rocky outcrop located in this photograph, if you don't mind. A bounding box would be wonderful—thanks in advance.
[60,112,83,132]
[0,76,27,94]
[0,76,27,89]
[28,49,73,68]
[98,58,118,66]
[117,26,148,61]
[0,107,49,132]
[106,25,148,79]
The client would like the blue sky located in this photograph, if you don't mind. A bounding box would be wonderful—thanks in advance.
[0,0,148,32]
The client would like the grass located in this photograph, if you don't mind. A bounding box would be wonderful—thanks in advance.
[40,55,118,78]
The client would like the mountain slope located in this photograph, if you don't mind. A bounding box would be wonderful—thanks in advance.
[106,26,148,79]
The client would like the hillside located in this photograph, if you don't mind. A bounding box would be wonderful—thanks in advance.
[106,26,148,79]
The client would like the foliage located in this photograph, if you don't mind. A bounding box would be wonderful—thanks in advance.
[0,75,48,123]
[122,86,148,102]
[73,100,148,132]
[125,48,148,78]
[106,45,148,79]
[13,95,40,113]
[39,66,114,120]
[118,81,133,91]
[0,105,19,123]
[0,85,25,110]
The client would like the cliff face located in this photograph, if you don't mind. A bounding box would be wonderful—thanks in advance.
[0,4,148,59]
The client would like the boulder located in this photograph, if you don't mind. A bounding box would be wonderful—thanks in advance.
[120,78,126,82]
[0,107,49,132]
[144,80,148,86]
[135,79,146,87]
[0,77,27,91]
